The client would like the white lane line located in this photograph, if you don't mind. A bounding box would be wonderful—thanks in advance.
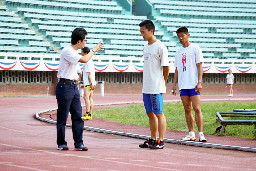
[0,152,23,155]
[0,162,47,171]
[0,143,179,171]
[80,168,99,170]
[0,125,55,138]
[0,125,39,136]
[158,161,237,170]
[186,163,235,170]
[130,160,148,162]
[50,165,68,168]
[148,148,256,168]
[104,157,122,160]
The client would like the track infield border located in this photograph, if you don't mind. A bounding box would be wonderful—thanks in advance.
[35,103,256,153]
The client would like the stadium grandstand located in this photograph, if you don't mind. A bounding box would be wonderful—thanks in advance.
[0,0,255,96]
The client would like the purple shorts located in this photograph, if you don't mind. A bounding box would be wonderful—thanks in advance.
[180,89,200,97]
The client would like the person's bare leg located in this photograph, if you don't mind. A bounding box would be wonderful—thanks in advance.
[181,96,194,132]
[156,113,166,141]
[147,112,158,140]
[84,88,90,113]
[89,90,94,114]
[191,95,203,132]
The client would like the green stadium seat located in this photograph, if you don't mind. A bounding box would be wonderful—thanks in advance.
[0,46,47,53]
[237,48,255,53]
[111,40,144,45]
[198,43,241,48]
[189,38,226,43]
[216,29,244,33]
[151,0,256,9]
[105,45,142,51]
[0,22,29,29]
[29,41,51,47]
[6,0,123,14]
[0,40,19,45]
[105,50,141,56]
[0,34,42,40]
[54,0,118,7]
[0,28,34,34]
[235,39,256,43]
[17,7,146,21]
[24,13,108,23]
[0,6,8,11]
[1,0,255,61]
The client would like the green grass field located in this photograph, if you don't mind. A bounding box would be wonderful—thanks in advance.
[93,102,256,139]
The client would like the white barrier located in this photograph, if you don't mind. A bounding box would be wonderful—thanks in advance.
[0,53,255,73]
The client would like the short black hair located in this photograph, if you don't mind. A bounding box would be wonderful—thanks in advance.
[81,46,90,54]
[139,20,155,33]
[176,27,189,34]
[71,28,87,45]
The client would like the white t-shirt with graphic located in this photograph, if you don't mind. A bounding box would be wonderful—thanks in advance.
[226,74,234,84]
[83,59,96,86]
[57,46,81,80]
[175,43,204,90]
[142,40,169,94]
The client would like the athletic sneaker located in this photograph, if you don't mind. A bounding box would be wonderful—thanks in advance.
[181,133,196,141]
[57,144,69,151]
[149,140,164,149]
[139,138,154,148]
[75,145,88,151]
[199,133,207,142]
[81,112,92,120]
[228,94,233,97]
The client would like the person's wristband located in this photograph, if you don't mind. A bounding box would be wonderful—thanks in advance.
[92,49,96,53]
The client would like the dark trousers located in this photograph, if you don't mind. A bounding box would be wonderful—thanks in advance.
[55,80,84,147]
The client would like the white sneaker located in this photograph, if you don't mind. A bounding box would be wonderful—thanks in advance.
[199,133,207,142]
[181,133,196,141]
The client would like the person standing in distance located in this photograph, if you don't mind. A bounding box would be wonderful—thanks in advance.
[226,69,234,97]
[81,47,96,120]
[56,28,103,151]
[172,27,206,142]
[139,20,169,149]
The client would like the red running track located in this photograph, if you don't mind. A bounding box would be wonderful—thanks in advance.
[0,94,256,171]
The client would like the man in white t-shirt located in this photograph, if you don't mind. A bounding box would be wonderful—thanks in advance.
[81,47,96,120]
[172,27,207,142]
[56,28,103,151]
[77,64,82,82]
[226,69,234,96]
[139,20,169,149]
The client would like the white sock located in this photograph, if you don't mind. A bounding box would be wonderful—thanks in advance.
[199,132,204,136]
[189,131,195,137]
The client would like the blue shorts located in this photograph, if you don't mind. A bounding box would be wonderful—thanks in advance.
[143,94,163,114]
[180,89,200,97]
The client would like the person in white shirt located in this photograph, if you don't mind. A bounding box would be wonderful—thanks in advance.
[172,27,207,142]
[139,20,169,149]
[226,69,234,96]
[81,47,96,120]
[56,28,103,151]
[77,64,82,83]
